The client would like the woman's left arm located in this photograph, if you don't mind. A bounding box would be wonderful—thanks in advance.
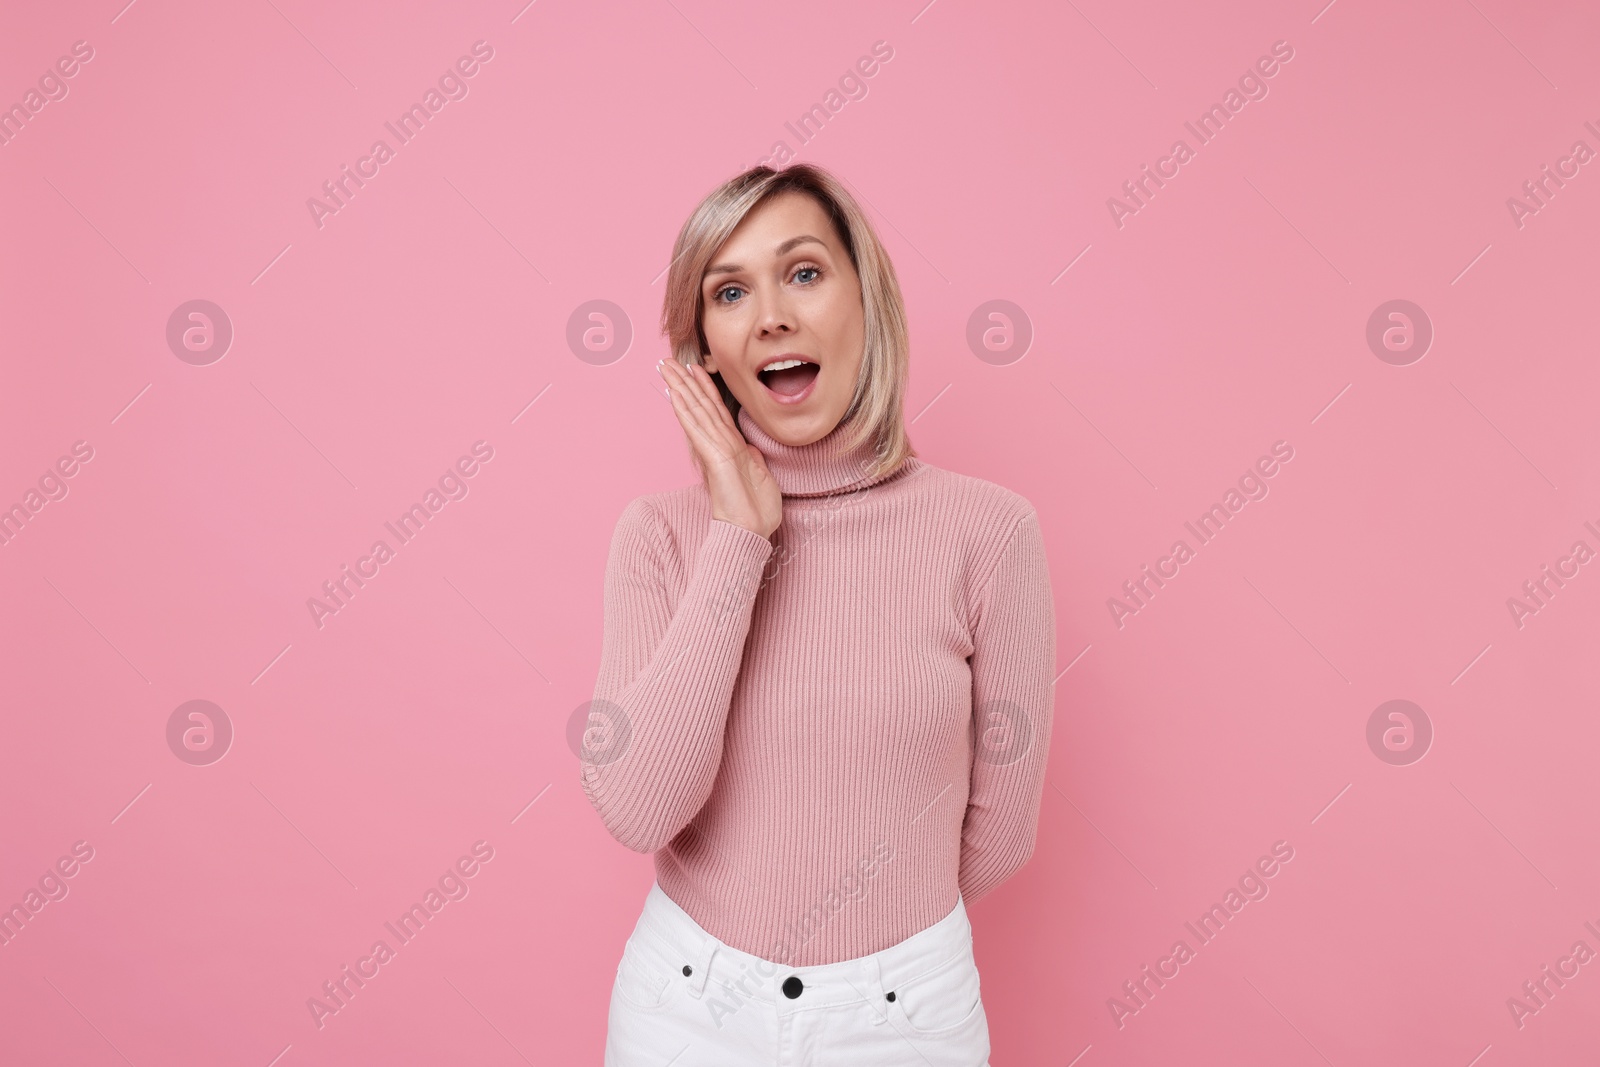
[959,509,1057,906]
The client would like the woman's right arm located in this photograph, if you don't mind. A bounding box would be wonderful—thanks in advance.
[579,497,774,853]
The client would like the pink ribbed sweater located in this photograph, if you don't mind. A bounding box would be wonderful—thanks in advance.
[582,406,1056,967]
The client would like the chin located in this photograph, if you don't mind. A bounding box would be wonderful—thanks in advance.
[778,409,845,444]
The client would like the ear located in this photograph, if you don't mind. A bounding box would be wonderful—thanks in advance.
[700,351,720,376]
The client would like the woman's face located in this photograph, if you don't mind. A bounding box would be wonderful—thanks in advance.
[699,190,865,446]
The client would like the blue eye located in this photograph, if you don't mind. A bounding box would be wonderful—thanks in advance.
[711,265,820,306]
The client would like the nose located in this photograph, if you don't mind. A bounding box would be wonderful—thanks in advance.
[753,287,795,337]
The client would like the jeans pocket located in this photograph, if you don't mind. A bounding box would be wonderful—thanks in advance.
[612,936,678,1014]
[891,943,985,1036]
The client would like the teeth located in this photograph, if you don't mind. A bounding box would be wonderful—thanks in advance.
[761,358,811,373]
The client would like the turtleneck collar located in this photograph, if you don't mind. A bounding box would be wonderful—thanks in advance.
[736,407,915,498]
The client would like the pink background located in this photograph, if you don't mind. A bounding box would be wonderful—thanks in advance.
[2,0,1597,1063]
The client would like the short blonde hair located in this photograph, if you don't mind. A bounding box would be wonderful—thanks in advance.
[660,163,915,479]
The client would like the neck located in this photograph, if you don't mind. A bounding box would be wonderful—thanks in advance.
[736,407,909,498]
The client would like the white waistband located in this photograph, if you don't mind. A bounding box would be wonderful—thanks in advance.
[629,882,973,1011]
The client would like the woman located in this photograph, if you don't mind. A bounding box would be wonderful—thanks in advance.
[581,162,1055,1065]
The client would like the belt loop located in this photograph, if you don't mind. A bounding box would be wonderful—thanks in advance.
[686,939,718,999]
[863,954,889,1026]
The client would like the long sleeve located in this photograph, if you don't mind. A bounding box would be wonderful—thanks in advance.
[580,498,774,853]
[958,510,1057,905]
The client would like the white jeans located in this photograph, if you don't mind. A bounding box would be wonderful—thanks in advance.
[604,882,991,1066]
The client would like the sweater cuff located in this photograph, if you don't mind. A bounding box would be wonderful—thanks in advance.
[690,518,774,607]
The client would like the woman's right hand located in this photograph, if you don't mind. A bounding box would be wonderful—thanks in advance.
[658,358,782,541]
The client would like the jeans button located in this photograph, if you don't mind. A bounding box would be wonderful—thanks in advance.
[782,976,804,999]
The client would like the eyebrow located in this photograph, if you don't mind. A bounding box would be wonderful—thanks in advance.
[703,235,827,281]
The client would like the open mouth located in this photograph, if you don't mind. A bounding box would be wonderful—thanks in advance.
[757,358,820,398]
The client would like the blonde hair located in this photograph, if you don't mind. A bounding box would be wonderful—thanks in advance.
[660,163,915,480]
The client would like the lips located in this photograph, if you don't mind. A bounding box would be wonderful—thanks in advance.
[757,357,820,400]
